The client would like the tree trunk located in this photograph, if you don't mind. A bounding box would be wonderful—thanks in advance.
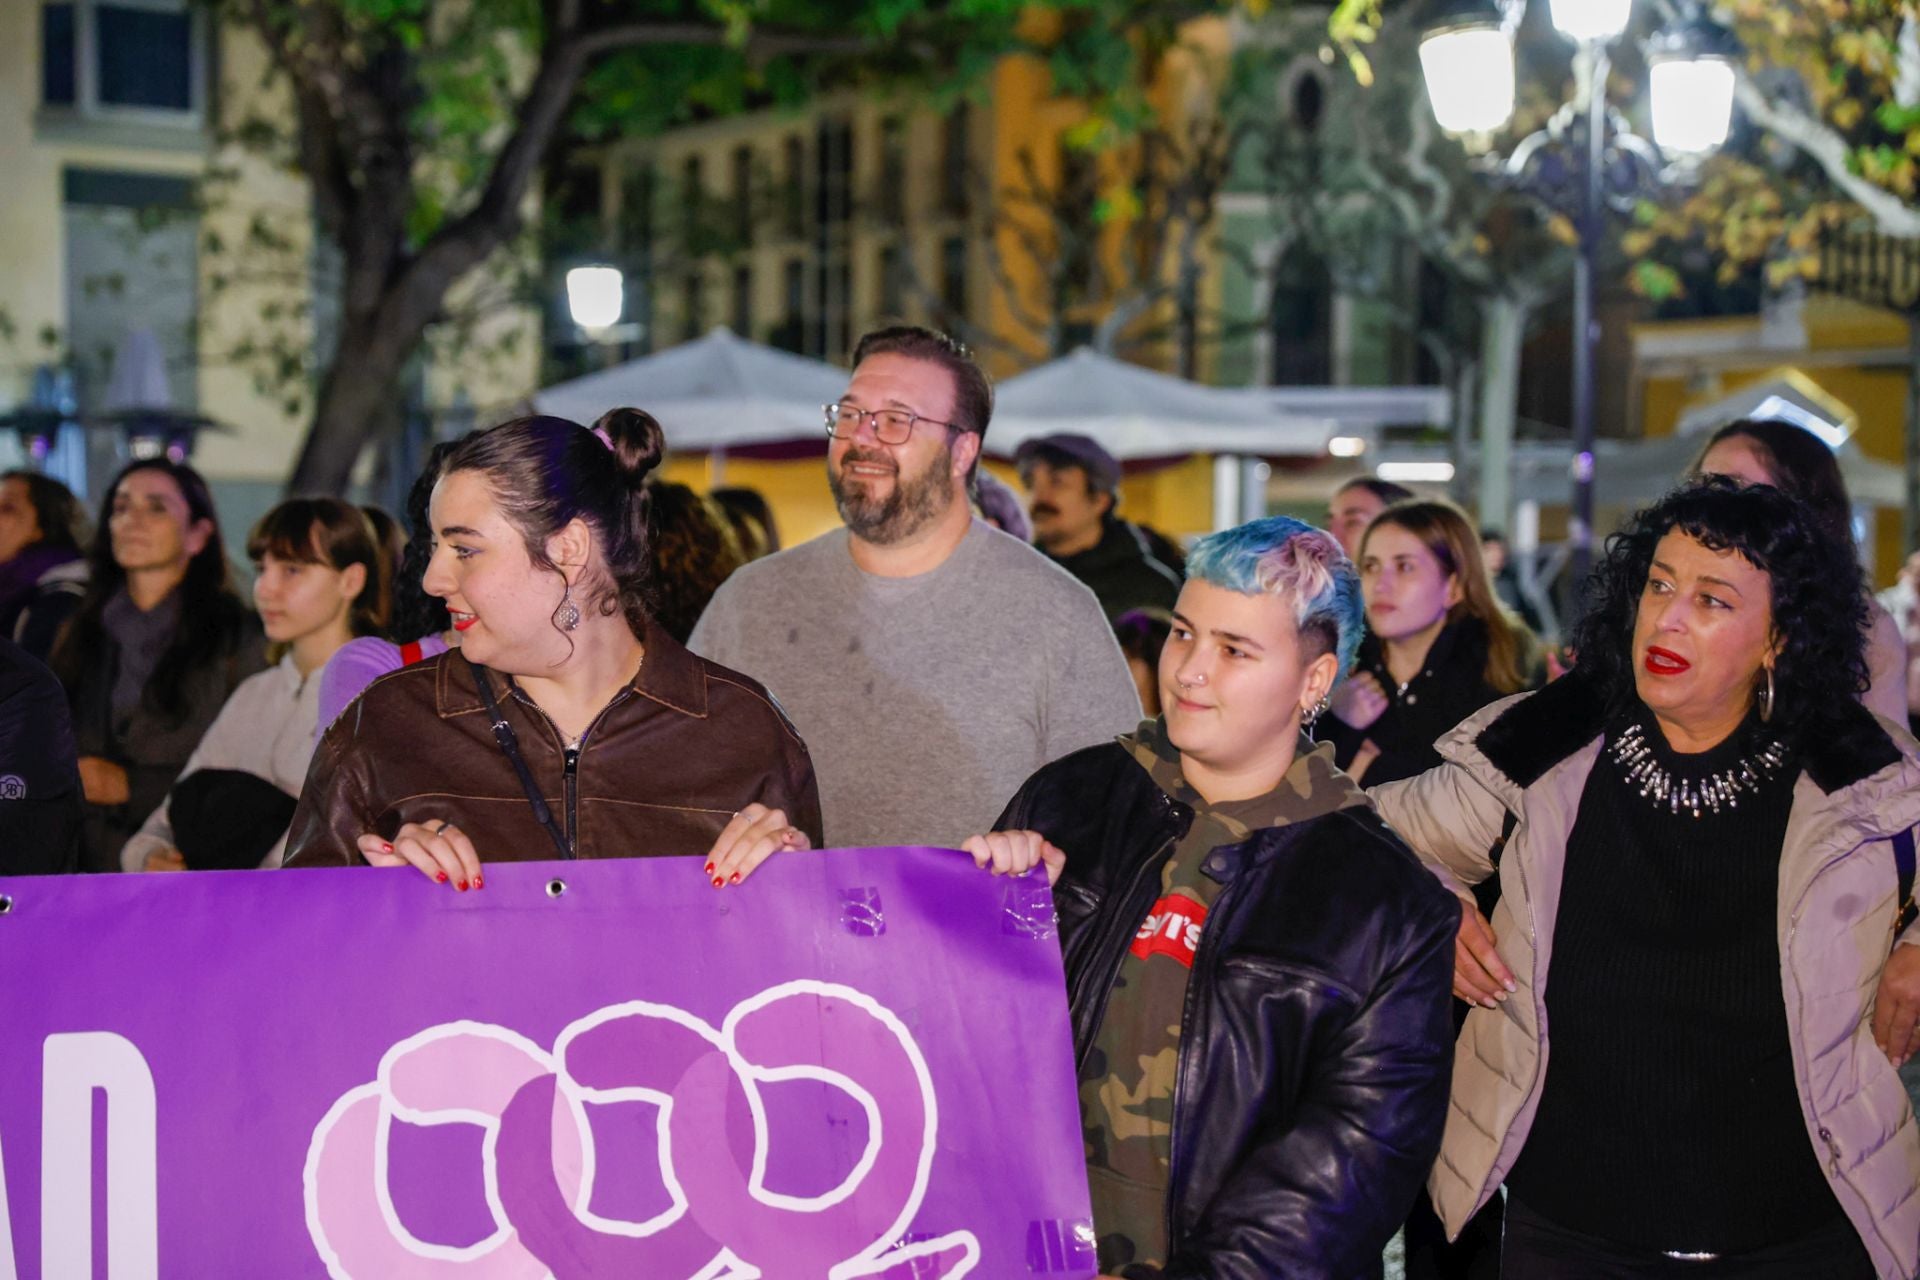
[1476,294,1526,535]
[287,312,419,495]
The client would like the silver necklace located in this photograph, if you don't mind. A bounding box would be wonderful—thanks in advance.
[1608,721,1789,819]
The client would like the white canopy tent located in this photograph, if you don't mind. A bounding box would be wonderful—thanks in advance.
[989,348,1341,459]
[532,327,845,450]
[1225,384,1454,432]
[1672,370,1858,447]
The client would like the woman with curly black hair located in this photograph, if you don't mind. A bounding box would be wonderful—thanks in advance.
[1370,479,1920,1279]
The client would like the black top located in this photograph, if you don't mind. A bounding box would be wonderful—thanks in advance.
[1045,517,1181,622]
[1318,617,1539,788]
[0,636,82,874]
[1505,705,1844,1252]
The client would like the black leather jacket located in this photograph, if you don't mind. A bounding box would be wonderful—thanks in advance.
[995,742,1459,1280]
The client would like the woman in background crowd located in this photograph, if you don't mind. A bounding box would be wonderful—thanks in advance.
[1320,498,1540,786]
[359,504,404,606]
[315,441,465,735]
[971,469,1033,542]
[1325,475,1415,561]
[1111,606,1172,716]
[123,498,385,871]
[1375,480,1920,1279]
[0,469,89,660]
[52,459,264,872]
[286,410,820,886]
[646,480,745,644]
[710,485,780,560]
[1692,417,1908,725]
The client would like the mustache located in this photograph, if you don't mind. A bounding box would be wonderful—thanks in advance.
[1030,502,1061,519]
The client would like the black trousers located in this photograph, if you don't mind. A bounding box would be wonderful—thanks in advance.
[1501,1198,1876,1280]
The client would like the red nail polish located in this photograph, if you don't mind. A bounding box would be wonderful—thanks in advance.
[729,872,742,885]
[435,872,448,883]
[456,880,468,891]
[712,876,724,888]
[473,875,484,890]
[380,842,394,853]
[704,862,714,875]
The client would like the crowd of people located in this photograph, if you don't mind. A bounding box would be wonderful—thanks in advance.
[3,324,1919,1279]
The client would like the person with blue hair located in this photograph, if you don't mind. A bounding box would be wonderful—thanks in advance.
[964,515,1459,1279]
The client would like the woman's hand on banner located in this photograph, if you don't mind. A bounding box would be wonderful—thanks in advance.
[357,820,484,891]
[961,830,1065,886]
[142,847,188,872]
[705,804,809,888]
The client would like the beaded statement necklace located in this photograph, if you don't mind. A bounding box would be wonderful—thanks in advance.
[1608,721,1790,819]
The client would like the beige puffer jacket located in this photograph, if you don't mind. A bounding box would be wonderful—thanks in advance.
[1371,673,1920,1280]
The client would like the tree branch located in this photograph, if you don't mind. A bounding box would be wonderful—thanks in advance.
[1731,71,1920,236]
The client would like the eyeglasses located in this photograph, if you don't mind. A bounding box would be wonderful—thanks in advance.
[823,402,961,446]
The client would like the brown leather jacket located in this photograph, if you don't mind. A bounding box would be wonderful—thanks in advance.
[283,626,821,866]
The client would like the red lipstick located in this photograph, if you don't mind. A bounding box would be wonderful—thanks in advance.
[1644,646,1690,676]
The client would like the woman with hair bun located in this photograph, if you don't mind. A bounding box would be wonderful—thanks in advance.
[285,410,822,889]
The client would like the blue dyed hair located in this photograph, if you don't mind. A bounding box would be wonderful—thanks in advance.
[1185,516,1364,679]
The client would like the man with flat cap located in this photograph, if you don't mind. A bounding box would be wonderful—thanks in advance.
[1016,433,1181,621]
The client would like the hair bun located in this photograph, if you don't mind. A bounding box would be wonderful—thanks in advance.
[592,408,666,488]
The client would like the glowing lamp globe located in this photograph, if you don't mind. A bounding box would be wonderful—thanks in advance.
[566,266,625,331]
[1419,24,1517,135]
[1649,54,1735,154]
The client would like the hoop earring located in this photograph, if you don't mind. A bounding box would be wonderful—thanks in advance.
[1302,693,1331,730]
[1757,666,1775,724]
[555,581,582,633]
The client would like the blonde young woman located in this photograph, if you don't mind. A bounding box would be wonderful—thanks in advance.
[1319,498,1540,786]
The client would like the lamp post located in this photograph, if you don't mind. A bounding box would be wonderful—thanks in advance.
[1418,0,1734,595]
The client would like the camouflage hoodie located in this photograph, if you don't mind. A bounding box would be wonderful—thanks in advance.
[1081,717,1369,1274]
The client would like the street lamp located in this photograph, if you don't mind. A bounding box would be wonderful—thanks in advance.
[566,265,626,333]
[563,264,645,364]
[1418,2,1516,136]
[1646,14,1739,155]
[1419,0,1735,597]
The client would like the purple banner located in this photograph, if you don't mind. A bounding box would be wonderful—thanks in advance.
[0,848,1095,1277]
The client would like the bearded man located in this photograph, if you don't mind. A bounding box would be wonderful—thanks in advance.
[690,326,1140,847]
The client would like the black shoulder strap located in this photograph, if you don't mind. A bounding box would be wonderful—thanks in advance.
[464,656,574,861]
[1488,809,1519,868]
[1893,827,1916,949]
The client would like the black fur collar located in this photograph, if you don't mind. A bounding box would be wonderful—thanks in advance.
[1474,669,1902,795]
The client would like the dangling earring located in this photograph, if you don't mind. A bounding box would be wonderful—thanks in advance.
[1757,665,1775,723]
[1302,693,1332,730]
[555,581,582,632]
